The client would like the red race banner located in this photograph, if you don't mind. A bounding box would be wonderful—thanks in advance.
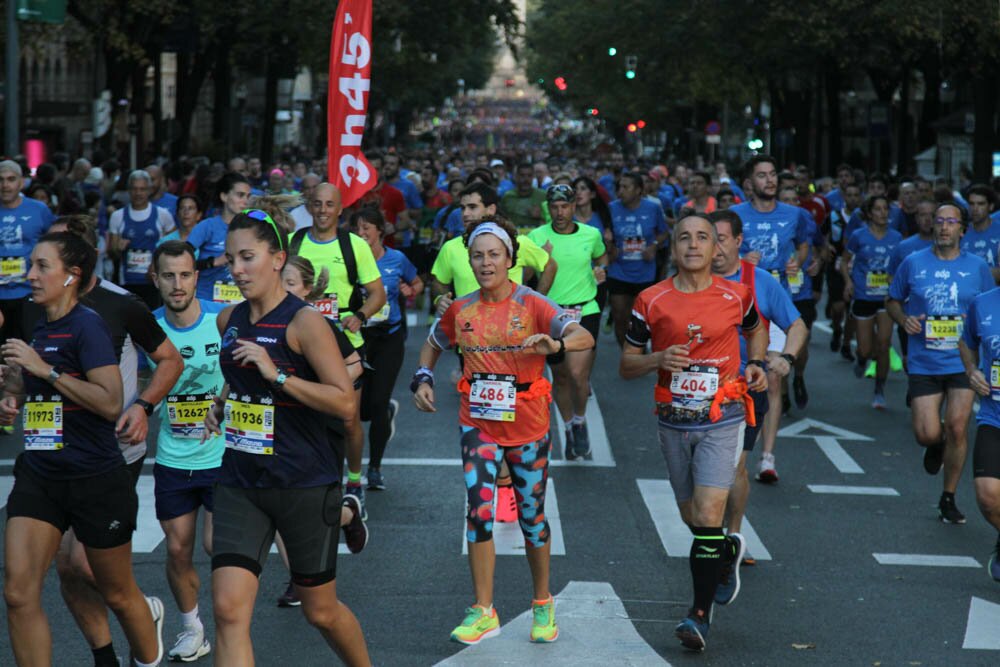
[327,0,375,208]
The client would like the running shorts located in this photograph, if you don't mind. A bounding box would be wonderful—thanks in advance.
[908,373,971,399]
[851,299,885,320]
[973,424,1000,480]
[606,277,654,297]
[153,463,219,521]
[657,420,745,502]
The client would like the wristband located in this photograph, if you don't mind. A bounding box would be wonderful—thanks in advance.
[746,359,766,370]
[409,367,434,393]
[355,311,368,325]
[557,338,566,355]
[780,353,797,365]
[134,398,154,416]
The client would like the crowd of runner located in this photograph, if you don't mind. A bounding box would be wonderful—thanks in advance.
[2,144,1000,662]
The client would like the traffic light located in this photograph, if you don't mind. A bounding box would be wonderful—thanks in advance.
[637,119,646,129]
[627,123,638,133]
[747,138,764,150]
[587,108,599,116]
[554,76,567,91]
[608,47,617,56]
[625,55,638,80]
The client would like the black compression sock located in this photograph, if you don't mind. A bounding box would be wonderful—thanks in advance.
[875,378,886,393]
[92,643,117,667]
[689,526,726,614]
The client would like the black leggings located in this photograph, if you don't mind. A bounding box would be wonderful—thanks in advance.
[360,326,407,467]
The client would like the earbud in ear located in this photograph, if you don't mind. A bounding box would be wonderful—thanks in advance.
[63,276,75,287]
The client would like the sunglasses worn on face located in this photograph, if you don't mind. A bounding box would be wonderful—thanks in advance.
[242,209,286,250]
[934,217,961,225]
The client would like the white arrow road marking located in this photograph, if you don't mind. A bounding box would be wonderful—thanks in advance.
[778,418,869,473]
[637,479,771,560]
[807,484,899,496]
[964,597,1000,650]
[462,478,565,556]
[872,553,981,568]
[133,476,163,553]
[433,581,671,666]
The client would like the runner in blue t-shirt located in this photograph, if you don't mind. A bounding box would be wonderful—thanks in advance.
[730,156,810,299]
[843,195,903,409]
[890,200,935,369]
[712,210,807,558]
[961,185,1000,283]
[0,160,55,340]
[185,172,251,303]
[606,172,669,346]
[958,286,1000,579]
[148,241,224,661]
[888,202,994,525]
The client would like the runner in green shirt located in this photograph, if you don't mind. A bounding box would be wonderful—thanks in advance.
[432,182,557,314]
[528,184,608,459]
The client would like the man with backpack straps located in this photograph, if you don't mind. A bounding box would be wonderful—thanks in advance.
[294,182,387,516]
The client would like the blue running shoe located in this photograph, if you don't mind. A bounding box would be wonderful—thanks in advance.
[572,421,591,458]
[675,608,709,651]
[346,483,367,521]
[714,533,747,606]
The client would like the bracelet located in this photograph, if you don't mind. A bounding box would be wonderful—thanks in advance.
[356,311,368,325]
[409,367,434,393]
[780,353,796,365]
[746,359,766,370]
[557,338,566,354]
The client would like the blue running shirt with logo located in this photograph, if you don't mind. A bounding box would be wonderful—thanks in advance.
[962,287,1000,429]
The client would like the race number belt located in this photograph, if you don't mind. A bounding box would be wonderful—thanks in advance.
[925,316,962,350]
[314,294,340,321]
[24,395,63,451]
[622,237,645,261]
[560,302,587,322]
[224,394,275,455]
[126,249,152,275]
[990,361,1000,402]
[213,281,244,304]
[468,373,518,422]
[865,271,890,296]
[365,303,392,325]
[418,226,434,244]
[788,270,804,295]
[668,365,719,417]
[0,256,27,283]
[166,393,214,439]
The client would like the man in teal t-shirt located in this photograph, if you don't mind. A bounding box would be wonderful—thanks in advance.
[148,240,224,662]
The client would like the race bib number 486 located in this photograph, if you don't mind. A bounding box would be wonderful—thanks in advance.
[468,373,517,422]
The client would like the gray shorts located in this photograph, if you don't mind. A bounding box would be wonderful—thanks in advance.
[657,420,745,502]
[211,483,342,587]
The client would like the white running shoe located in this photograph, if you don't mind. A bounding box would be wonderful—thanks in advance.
[168,626,211,662]
[146,596,165,664]
[756,453,778,484]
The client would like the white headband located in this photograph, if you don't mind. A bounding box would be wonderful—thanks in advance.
[468,222,514,256]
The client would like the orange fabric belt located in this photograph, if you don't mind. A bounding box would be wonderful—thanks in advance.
[457,376,552,402]
[655,377,756,426]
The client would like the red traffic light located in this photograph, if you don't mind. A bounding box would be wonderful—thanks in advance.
[627,123,638,133]
[588,107,599,116]
[637,120,646,129]
[554,76,567,91]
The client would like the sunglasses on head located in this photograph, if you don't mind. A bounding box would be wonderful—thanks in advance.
[242,209,286,250]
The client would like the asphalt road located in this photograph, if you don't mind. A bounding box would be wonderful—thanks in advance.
[1,312,999,666]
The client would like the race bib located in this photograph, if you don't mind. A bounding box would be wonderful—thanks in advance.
[925,316,962,350]
[166,394,213,439]
[990,361,1000,401]
[622,237,645,261]
[468,373,516,422]
[788,270,804,295]
[419,227,434,244]
[562,305,583,322]
[224,395,275,455]
[315,294,340,321]
[0,257,27,283]
[670,365,719,412]
[24,396,63,451]
[865,271,890,296]
[213,281,243,304]
[126,249,152,275]
[366,303,391,324]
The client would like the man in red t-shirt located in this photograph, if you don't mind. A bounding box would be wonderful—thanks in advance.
[346,154,407,247]
[620,214,767,652]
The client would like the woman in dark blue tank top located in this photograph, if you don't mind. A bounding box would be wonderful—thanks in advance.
[203,209,370,666]
[2,231,165,666]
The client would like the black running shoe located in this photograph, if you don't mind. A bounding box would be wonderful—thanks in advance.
[923,441,944,475]
[840,345,855,362]
[793,376,808,409]
[939,494,966,525]
[342,494,370,552]
[830,331,842,352]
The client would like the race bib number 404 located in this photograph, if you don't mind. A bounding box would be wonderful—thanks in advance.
[24,398,63,450]
[468,373,517,422]
[669,365,719,412]
[224,397,275,455]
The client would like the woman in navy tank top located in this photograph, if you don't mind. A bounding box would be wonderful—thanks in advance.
[202,209,370,666]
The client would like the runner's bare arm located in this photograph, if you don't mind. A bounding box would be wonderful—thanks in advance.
[959,339,990,397]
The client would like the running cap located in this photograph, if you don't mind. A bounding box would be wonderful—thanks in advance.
[489,159,505,167]
[546,183,574,203]
[468,222,513,256]
[269,168,284,177]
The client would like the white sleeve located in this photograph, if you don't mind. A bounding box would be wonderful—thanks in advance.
[108,209,124,235]
[156,207,175,234]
